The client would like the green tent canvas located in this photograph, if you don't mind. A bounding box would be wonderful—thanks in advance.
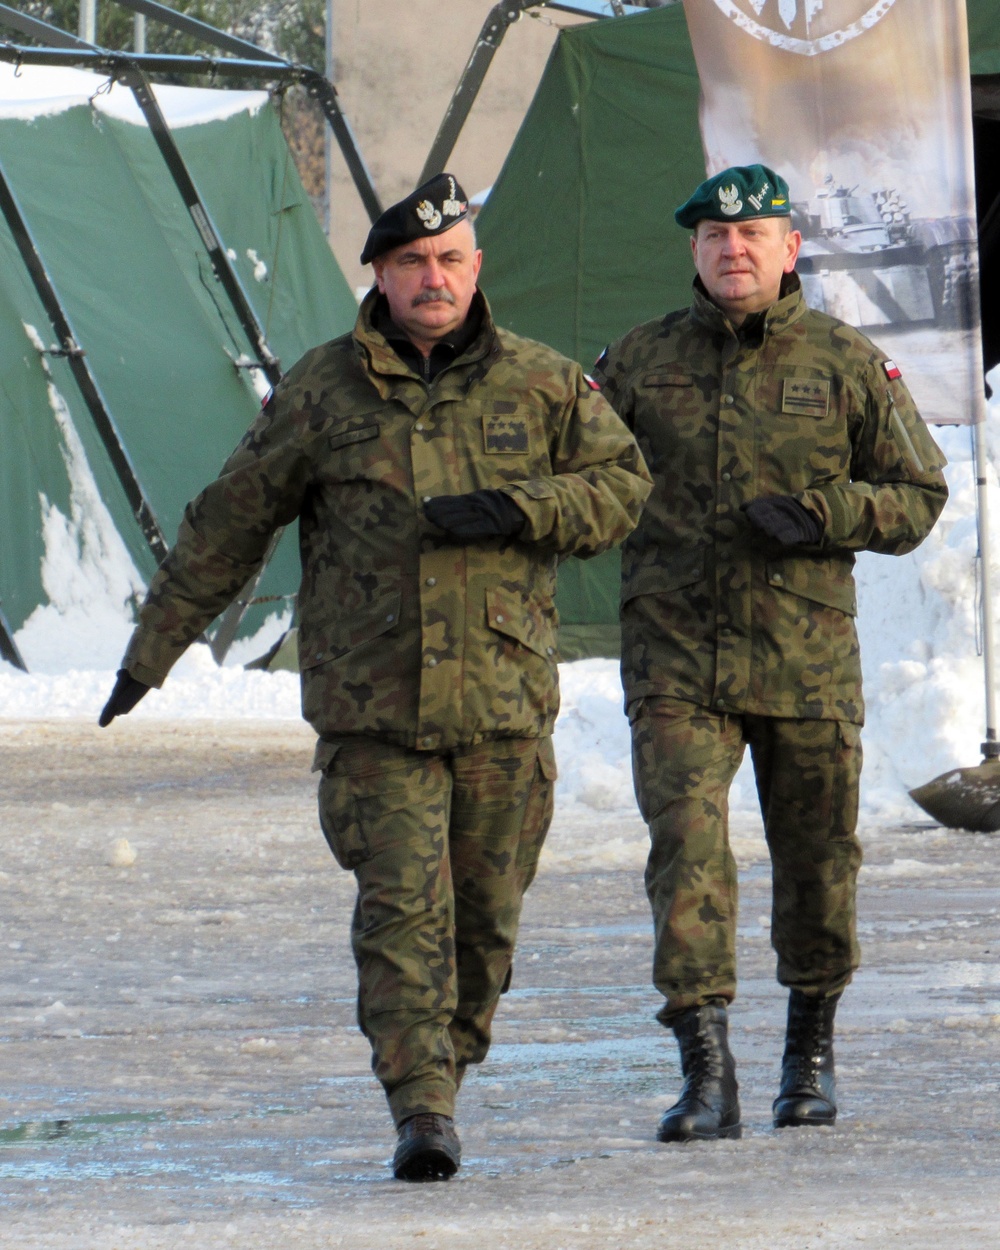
[0,64,357,653]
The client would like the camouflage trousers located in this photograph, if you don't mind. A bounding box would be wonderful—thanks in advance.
[315,734,556,1125]
[629,697,863,1022]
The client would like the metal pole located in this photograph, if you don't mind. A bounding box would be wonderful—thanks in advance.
[0,157,169,563]
[974,413,1000,758]
[78,0,96,43]
[134,11,145,53]
[325,0,333,239]
[0,602,27,672]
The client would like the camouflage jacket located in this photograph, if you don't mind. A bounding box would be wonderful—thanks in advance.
[593,276,948,725]
[124,290,651,749]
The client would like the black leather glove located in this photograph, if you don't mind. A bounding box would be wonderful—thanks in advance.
[99,668,151,727]
[741,496,824,546]
[424,489,526,539]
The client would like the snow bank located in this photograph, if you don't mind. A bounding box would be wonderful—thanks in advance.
[2,352,998,826]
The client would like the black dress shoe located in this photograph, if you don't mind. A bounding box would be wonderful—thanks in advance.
[658,1003,742,1142]
[392,1113,461,1181]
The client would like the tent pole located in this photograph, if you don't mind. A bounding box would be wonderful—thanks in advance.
[418,2,531,186]
[78,0,95,43]
[117,68,283,388]
[0,11,288,659]
[0,603,27,672]
[0,159,169,564]
[108,0,383,222]
[0,11,283,387]
[416,0,647,187]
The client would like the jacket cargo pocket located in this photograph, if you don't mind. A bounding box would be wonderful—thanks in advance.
[300,586,403,670]
[621,547,706,607]
[485,586,558,661]
[483,409,530,454]
[766,555,857,616]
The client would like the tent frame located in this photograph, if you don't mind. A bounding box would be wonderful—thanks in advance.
[418,0,652,184]
[0,0,654,673]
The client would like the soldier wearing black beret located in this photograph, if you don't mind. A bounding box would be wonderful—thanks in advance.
[99,173,651,1181]
[594,163,947,1143]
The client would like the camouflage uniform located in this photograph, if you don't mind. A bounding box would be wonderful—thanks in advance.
[594,274,947,1019]
[123,288,651,1121]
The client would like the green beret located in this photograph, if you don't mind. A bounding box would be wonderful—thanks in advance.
[361,173,469,265]
[674,164,791,229]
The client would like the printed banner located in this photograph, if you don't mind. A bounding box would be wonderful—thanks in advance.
[682,0,985,423]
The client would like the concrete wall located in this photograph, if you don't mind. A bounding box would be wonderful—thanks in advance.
[327,1,587,294]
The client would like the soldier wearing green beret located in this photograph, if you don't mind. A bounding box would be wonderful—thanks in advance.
[98,173,651,1180]
[593,163,947,1141]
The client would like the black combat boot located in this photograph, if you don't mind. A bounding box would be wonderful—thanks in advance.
[772,990,840,1128]
[392,1113,461,1181]
[657,1003,742,1142]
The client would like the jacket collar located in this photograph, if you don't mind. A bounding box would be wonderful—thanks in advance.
[689,271,807,342]
[353,286,499,382]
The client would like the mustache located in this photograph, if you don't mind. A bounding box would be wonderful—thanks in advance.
[412,289,456,307]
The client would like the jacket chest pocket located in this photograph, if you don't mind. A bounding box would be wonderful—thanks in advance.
[476,405,551,482]
[761,368,850,482]
[764,368,844,431]
[635,370,713,452]
[483,411,531,454]
[321,416,386,483]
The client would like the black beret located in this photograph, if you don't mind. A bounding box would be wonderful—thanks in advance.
[360,173,470,265]
[674,164,791,229]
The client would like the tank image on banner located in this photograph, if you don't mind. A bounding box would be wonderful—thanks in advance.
[682,0,985,425]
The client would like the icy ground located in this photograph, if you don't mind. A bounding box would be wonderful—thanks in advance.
[2,720,1000,1249]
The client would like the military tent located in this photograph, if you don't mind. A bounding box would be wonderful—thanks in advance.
[0,62,357,664]
[476,0,1000,660]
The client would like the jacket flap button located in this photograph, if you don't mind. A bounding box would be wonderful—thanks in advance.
[495,613,505,623]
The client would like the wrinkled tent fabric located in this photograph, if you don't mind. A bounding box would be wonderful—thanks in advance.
[0,77,357,642]
[475,0,1000,659]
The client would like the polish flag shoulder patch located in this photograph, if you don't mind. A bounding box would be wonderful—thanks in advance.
[883,359,902,380]
[584,373,600,390]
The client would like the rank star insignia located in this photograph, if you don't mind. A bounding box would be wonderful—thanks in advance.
[883,359,902,380]
[782,377,830,416]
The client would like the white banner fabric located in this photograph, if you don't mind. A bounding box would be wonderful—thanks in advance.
[682,0,985,424]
